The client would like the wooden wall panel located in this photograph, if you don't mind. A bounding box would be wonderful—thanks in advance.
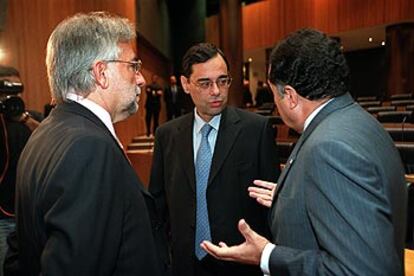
[206,0,414,51]
[384,0,414,23]
[337,0,386,31]
[313,0,339,34]
[282,0,314,34]
[243,1,272,50]
[205,15,220,46]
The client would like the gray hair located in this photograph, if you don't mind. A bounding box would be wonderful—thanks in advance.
[46,11,136,103]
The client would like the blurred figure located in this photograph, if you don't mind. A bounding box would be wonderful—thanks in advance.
[164,75,184,120]
[145,74,162,136]
[0,65,40,276]
[255,80,272,107]
[6,12,162,276]
[242,79,253,108]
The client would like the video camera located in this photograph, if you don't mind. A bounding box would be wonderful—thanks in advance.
[0,79,25,118]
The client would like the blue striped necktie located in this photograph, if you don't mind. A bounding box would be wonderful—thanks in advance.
[195,123,213,259]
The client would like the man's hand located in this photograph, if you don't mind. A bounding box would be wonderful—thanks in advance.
[200,219,269,265]
[248,180,277,208]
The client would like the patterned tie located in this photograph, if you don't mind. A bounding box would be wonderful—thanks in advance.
[195,123,213,259]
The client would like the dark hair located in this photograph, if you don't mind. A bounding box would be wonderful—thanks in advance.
[0,65,20,78]
[181,43,230,78]
[268,28,349,100]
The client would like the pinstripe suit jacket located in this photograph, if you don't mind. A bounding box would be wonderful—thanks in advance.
[269,93,407,275]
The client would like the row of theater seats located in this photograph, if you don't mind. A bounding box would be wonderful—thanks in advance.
[357,93,414,124]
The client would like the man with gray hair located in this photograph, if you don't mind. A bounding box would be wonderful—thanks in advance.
[6,12,162,275]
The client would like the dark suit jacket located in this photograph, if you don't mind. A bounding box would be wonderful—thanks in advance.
[145,82,162,111]
[149,106,280,276]
[8,102,162,276]
[164,85,183,110]
[269,93,407,275]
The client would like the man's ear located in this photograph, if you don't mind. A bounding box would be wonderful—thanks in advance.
[91,61,109,89]
[284,85,299,109]
[180,75,190,94]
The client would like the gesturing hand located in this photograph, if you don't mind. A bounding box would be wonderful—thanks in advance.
[248,179,277,208]
[200,219,270,265]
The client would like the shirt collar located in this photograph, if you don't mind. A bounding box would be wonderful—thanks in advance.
[194,108,221,133]
[66,93,119,144]
[303,98,334,131]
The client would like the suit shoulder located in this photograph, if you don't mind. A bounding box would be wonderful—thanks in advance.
[156,112,192,134]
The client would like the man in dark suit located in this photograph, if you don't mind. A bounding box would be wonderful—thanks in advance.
[164,75,184,121]
[149,43,280,276]
[6,12,162,276]
[145,74,163,136]
[202,29,407,275]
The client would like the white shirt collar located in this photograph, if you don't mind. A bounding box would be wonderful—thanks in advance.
[66,93,122,147]
[193,107,221,133]
[303,98,334,131]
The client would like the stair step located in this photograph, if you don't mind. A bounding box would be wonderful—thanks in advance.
[132,136,154,143]
[127,142,154,150]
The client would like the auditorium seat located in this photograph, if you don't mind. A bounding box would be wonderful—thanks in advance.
[395,142,414,173]
[268,115,283,125]
[288,128,300,138]
[376,111,413,123]
[277,140,296,164]
[366,106,396,114]
[356,96,377,102]
[358,101,381,108]
[391,100,414,106]
[385,127,414,142]
[390,93,412,100]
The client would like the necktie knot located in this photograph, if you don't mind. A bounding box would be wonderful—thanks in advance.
[200,124,212,138]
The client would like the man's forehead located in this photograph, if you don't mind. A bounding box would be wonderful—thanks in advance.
[190,56,228,79]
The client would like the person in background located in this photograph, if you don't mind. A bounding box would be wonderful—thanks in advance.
[201,28,407,275]
[145,74,162,136]
[164,75,184,121]
[0,65,40,276]
[255,80,272,108]
[242,79,253,108]
[149,42,280,276]
[5,12,162,276]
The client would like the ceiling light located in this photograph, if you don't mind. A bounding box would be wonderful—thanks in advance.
[368,37,373,42]
[0,48,4,61]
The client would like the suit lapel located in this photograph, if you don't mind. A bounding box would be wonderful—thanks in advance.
[271,93,355,207]
[59,102,131,168]
[176,113,196,192]
[208,107,241,186]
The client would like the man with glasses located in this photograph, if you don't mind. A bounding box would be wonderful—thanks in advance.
[5,12,163,275]
[149,42,280,276]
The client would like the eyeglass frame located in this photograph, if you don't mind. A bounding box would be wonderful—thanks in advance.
[104,59,142,73]
[189,75,232,91]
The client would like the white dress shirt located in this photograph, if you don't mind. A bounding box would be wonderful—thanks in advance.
[192,108,221,163]
[66,93,123,149]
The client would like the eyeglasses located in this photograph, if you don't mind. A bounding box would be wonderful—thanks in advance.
[191,76,232,91]
[104,59,142,73]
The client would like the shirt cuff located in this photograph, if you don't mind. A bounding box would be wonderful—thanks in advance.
[260,243,276,275]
